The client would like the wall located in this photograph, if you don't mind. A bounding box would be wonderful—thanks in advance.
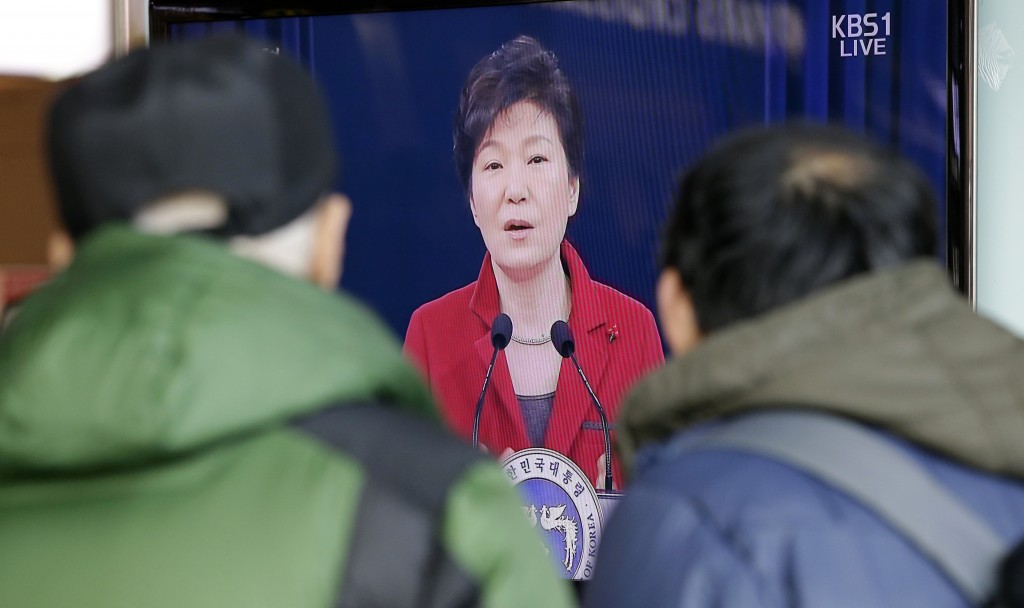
[0,77,60,265]
[0,0,117,308]
[976,0,1024,335]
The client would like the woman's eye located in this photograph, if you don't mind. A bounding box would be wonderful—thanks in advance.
[528,155,548,164]
[483,161,502,171]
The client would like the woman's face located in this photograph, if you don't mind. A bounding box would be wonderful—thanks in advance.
[469,100,579,276]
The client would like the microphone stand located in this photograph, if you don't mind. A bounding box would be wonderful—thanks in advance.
[473,313,512,448]
[551,320,615,493]
[570,352,613,493]
[472,346,500,448]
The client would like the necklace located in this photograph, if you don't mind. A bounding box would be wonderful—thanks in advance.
[506,273,571,347]
[510,333,552,346]
[510,311,571,346]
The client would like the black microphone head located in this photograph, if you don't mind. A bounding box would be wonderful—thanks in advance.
[550,320,574,358]
[491,313,513,350]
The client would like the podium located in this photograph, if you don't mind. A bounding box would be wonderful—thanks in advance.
[596,490,623,522]
[500,448,621,580]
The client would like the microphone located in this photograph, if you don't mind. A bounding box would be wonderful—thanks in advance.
[473,313,513,448]
[551,320,614,492]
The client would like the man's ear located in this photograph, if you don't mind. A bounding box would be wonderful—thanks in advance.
[48,230,74,271]
[656,268,702,356]
[310,193,352,290]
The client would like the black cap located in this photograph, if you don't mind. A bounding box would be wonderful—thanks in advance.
[48,34,338,239]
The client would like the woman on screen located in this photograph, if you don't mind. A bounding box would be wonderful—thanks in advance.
[404,35,663,489]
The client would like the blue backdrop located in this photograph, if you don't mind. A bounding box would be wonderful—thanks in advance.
[173,0,947,340]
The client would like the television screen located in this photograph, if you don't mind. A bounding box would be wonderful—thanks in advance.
[156,0,955,580]
[162,1,949,334]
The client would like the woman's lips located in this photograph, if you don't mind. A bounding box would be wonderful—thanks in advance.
[503,219,535,239]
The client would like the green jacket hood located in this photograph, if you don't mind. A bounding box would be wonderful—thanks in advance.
[619,261,1024,479]
[0,227,433,471]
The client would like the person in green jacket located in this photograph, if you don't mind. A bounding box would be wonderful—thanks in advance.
[0,34,574,608]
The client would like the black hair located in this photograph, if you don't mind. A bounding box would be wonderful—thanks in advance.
[662,124,937,333]
[453,35,582,196]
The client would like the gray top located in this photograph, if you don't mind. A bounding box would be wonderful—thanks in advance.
[517,392,555,447]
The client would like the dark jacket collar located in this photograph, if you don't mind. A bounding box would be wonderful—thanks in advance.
[618,261,1024,479]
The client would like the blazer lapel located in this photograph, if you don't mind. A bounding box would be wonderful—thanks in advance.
[473,331,527,449]
[470,252,528,450]
[546,320,610,457]
[546,242,610,459]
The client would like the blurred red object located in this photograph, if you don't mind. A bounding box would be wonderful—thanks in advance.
[1,265,51,308]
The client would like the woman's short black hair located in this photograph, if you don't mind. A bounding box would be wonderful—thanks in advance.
[453,35,583,195]
[662,124,938,333]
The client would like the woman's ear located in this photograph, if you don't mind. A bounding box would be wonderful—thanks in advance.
[310,193,352,290]
[468,194,482,228]
[568,175,580,217]
[656,268,702,356]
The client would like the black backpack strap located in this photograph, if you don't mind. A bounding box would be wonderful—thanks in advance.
[682,410,1008,606]
[291,403,486,608]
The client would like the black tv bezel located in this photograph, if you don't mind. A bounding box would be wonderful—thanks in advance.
[946,0,971,297]
[150,0,561,39]
[150,0,972,296]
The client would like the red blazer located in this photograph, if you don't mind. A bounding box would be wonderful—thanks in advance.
[404,241,664,488]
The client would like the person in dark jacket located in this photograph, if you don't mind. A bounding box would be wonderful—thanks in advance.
[586,125,1024,608]
[0,35,574,608]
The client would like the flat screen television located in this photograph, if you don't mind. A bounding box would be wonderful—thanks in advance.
[151,0,965,331]
[150,0,968,580]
